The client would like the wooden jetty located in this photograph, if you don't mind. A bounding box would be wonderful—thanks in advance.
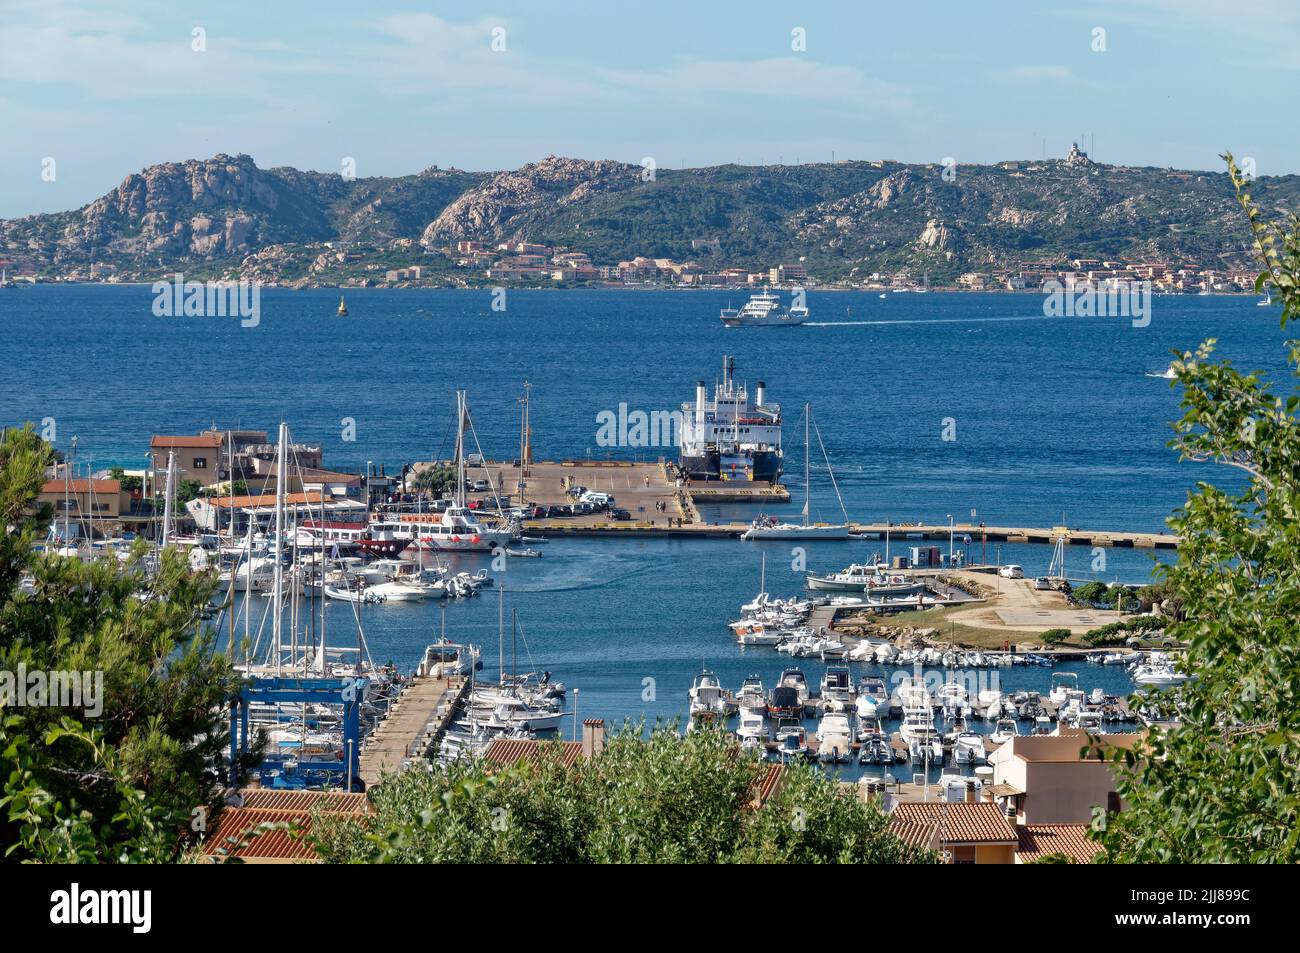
[358,673,468,787]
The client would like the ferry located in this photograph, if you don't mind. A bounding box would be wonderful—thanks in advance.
[678,356,783,482]
[720,290,808,327]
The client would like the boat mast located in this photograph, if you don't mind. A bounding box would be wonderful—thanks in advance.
[271,422,286,675]
[161,450,176,547]
[802,403,811,526]
[454,389,467,508]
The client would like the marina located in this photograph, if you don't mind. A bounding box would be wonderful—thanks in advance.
[4,288,1257,794]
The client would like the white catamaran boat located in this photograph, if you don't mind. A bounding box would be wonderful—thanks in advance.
[741,403,850,540]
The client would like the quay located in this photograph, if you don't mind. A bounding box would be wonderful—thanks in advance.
[417,458,1178,548]
[359,665,468,787]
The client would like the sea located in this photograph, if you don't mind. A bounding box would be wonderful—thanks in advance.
[1,284,1287,779]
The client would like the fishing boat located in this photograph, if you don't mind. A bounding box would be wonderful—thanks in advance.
[741,403,850,539]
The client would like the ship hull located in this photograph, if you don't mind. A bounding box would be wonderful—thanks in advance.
[721,314,808,327]
[680,449,782,483]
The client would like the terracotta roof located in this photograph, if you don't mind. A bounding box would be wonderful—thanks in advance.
[151,434,223,448]
[202,789,369,862]
[484,737,584,769]
[41,478,120,494]
[1017,824,1102,864]
[890,801,1017,845]
[749,762,785,807]
[889,817,941,851]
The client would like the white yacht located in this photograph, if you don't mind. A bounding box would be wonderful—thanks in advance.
[816,712,853,763]
[688,669,728,724]
[855,676,890,721]
[736,707,767,750]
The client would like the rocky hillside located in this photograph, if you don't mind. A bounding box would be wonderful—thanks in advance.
[3,152,1297,283]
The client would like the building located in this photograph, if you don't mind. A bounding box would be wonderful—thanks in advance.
[149,434,224,486]
[39,478,128,539]
[987,728,1142,825]
[185,489,367,535]
[888,800,1018,864]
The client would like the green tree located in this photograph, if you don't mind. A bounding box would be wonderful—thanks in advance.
[1040,628,1070,645]
[1072,581,1108,605]
[410,464,455,498]
[1093,154,1300,862]
[0,424,255,862]
[309,724,935,864]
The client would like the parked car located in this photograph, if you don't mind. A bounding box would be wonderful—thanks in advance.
[566,485,588,498]
[580,491,613,506]
[610,508,633,521]
[1126,633,1180,649]
[469,479,491,492]
[1032,576,1053,590]
[998,565,1024,579]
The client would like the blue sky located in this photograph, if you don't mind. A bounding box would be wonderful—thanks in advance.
[1,0,1296,218]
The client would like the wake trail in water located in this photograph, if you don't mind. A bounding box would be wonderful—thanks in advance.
[502,561,660,594]
[805,314,1053,328]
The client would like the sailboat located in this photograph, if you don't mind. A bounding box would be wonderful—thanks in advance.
[741,403,850,539]
[337,295,348,316]
[1258,291,1273,307]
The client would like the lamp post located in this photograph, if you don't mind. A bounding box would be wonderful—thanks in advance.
[946,513,954,566]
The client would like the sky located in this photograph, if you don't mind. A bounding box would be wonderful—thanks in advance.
[1,0,1297,218]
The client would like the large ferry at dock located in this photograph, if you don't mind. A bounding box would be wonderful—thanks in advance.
[679,356,783,482]
[720,290,808,327]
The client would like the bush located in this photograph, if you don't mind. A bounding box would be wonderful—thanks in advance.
[1040,628,1071,645]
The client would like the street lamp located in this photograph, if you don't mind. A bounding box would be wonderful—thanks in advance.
[946,513,954,566]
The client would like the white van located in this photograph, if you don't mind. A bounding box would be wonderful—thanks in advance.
[580,491,613,506]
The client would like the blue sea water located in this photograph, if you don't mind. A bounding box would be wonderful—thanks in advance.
[1,285,1289,766]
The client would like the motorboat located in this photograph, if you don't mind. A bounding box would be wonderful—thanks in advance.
[1049,672,1080,706]
[775,668,810,709]
[855,676,889,720]
[857,720,894,764]
[806,564,926,596]
[688,669,729,724]
[736,675,767,711]
[953,731,986,765]
[816,711,853,763]
[989,718,1019,746]
[735,706,767,749]
[775,726,808,763]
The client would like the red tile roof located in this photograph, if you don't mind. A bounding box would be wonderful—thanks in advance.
[202,789,369,863]
[1016,824,1102,864]
[484,737,584,769]
[890,801,1017,845]
[151,434,223,448]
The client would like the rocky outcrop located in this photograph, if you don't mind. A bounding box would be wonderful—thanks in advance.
[420,156,641,246]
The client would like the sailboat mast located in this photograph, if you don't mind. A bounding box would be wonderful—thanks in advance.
[455,389,467,507]
[271,422,286,674]
[802,403,811,526]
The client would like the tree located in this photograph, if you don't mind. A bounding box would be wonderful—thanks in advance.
[308,724,936,864]
[1072,581,1108,605]
[410,464,455,498]
[0,424,255,862]
[1093,154,1300,862]
[1040,628,1070,645]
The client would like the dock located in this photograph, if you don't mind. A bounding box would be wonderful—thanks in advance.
[358,673,468,787]
[418,458,1179,549]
